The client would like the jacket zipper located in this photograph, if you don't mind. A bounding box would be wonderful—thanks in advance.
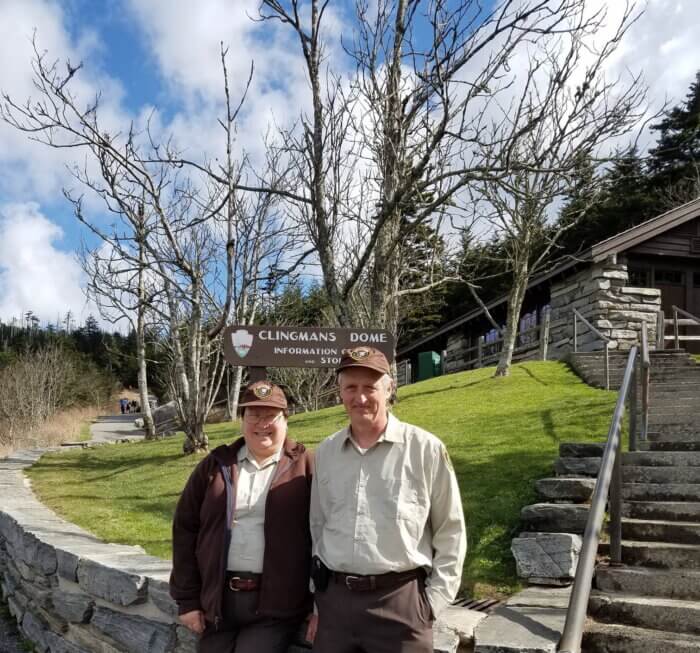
[217,462,236,628]
[257,454,294,615]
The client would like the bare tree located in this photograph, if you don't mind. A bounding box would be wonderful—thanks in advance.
[0,41,299,452]
[254,0,599,341]
[471,2,649,376]
[80,209,161,439]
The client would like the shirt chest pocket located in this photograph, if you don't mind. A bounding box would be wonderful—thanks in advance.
[373,477,429,525]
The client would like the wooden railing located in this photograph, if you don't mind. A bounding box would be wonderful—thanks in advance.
[657,305,700,348]
[456,308,552,371]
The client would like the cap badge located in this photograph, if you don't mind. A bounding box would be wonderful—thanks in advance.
[253,384,272,399]
[350,347,370,361]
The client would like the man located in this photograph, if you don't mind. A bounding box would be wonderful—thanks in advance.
[171,381,314,653]
[310,347,467,652]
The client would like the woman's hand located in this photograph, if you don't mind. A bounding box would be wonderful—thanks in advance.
[180,609,206,634]
[305,612,319,643]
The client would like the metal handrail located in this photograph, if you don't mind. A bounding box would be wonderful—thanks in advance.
[640,321,650,445]
[573,309,612,390]
[558,346,638,653]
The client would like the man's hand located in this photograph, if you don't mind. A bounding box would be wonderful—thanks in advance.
[180,609,206,634]
[305,613,319,643]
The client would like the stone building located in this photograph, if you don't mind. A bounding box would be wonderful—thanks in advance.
[397,197,700,380]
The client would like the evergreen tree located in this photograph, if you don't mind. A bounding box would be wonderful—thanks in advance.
[557,148,658,256]
[649,71,700,197]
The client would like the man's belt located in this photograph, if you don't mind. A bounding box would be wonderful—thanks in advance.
[333,569,421,592]
[226,571,262,592]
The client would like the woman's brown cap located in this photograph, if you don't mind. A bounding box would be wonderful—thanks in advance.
[239,381,288,409]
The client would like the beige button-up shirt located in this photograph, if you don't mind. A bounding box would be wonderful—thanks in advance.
[227,445,281,573]
[310,414,467,617]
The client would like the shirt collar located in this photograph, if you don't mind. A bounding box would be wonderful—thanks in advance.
[238,444,282,469]
[342,413,404,447]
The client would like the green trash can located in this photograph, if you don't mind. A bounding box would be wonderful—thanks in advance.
[416,351,441,381]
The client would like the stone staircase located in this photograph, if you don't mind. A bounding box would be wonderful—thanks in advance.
[579,350,700,652]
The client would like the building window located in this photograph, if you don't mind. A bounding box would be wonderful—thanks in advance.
[629,267,650,287]
[655,269,685,286]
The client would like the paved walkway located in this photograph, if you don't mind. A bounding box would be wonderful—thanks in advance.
[90,413,145,443]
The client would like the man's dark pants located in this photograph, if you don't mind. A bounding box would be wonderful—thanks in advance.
[313,575,433,653]
[198,584,301,653]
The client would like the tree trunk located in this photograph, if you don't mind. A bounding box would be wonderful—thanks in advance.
[370,0,405,340]
[226,364,244,420]
[136,314,155,439]
[136,217,156,439]
[495,266,529,377]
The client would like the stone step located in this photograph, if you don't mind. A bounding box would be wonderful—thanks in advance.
[623,501,700,521]
[620,539,700,569]
[639,440,700,452]
[647,405,700,414]
[621,518,700,544]
[519,503,589,534]
[573,362,697,371]
[571,358,697,367]
[648,423,700,434]
[559,442,605,458]
[648,380,700,389]
[555,457,601,477]
[535,477,595,503]
[622,482,700,501]
[583,621,700,653]
[647,395,700,403]
[595,564,700,600]
[588,591,700,635]
[646,432,700,443]
[622,451,700,466]
[623,466,700,484]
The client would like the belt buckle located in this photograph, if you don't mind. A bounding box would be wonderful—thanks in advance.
[344,575,360,590]
[229,576,241,592]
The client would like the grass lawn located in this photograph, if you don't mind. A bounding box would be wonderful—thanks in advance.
[26,361,619,599]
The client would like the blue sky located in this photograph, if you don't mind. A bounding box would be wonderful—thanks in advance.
[1,0,700,328]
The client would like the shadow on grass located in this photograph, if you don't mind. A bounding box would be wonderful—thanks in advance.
[455,448,553,597]
[399,376,493,403]
[519,364,553,386]
[29,450,190,486]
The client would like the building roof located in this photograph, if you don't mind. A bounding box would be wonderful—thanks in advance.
[397,196,700,357]
[588,195,700,262]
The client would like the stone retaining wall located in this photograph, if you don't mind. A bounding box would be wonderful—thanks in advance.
[0,448,469,653]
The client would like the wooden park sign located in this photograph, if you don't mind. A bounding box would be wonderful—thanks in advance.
[222,325,394,368]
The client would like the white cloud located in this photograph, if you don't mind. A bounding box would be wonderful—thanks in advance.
[0,202,97,326]
[0,0,133,205]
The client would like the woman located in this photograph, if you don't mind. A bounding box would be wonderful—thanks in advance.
[170,381,314,652]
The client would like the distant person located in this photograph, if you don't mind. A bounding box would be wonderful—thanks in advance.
[310,347,467,652]
[119,398,128,415]
[170,381,314,653]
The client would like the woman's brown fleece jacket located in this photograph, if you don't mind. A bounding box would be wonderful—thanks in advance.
[169,437,313,624]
